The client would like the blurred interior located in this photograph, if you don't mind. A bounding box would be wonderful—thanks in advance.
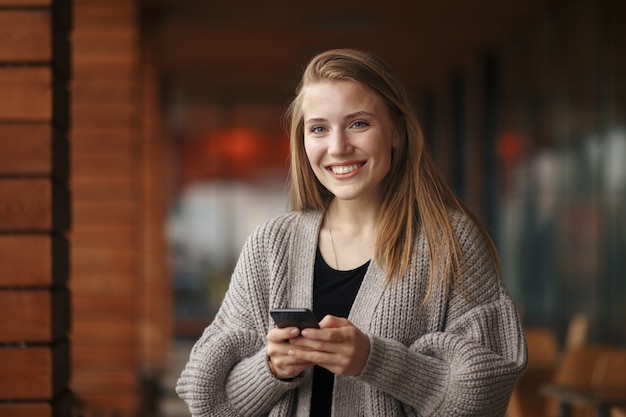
[1,0,625,416]
[151,0,626,343]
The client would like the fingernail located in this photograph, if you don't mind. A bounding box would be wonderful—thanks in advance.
[290,328,299,336]
[288,349,296,356]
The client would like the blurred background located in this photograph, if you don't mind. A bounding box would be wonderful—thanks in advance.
[153,0,626,414]
[153,0,626,343]
[0,0,624,416]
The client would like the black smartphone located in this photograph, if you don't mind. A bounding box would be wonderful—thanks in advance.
[270,308,320,330]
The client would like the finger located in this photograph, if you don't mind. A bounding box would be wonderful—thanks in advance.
[290,344,366,377]
[267,327,300,343]
[268,347,315,379]
[318,315,350,329]
[300,325,356,343]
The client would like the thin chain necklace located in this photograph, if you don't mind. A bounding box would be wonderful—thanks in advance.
[327,211,339,270]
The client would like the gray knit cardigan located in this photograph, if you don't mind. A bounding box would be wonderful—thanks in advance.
[176,209,527,417]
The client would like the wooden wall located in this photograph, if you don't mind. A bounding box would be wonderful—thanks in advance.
[70,0,172,415]
[0,0,72,416]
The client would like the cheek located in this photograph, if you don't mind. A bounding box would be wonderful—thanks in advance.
[376,143,394,174]
[304,139,321,165]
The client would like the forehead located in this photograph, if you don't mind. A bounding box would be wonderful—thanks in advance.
[301,80,382,114]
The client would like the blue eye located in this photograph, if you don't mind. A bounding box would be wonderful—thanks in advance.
[311,126,326,134]
[352,120,368,129]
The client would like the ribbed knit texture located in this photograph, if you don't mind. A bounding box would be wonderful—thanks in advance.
[176,209,527,417]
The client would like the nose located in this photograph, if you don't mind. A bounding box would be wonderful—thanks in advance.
[328,130,353,155]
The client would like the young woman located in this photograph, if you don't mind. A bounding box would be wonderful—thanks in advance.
[177,48,527,417]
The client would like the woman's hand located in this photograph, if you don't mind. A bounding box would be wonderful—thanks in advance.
[288,315,370,376]
[266,327,315,380]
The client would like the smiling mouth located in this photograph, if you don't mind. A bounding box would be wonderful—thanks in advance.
[328,163,364,175]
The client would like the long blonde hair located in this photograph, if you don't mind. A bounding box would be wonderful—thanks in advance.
[286,49,500,300]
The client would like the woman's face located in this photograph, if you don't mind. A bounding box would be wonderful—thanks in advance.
[302,80,397,205]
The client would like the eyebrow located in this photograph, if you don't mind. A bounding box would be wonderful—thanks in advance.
[304,111,376,125]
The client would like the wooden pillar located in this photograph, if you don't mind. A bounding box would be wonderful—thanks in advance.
[70,0,142,415]
[70,0,173,415]
[0,0,72,416]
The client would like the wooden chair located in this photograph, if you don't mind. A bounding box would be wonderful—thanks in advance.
[591,349,626,416]
[542,345,626,417]
[610,407,626,417]
[542,344,612,417]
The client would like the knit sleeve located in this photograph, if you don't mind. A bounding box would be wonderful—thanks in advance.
[175,216,300,417]
[359,293,526,416]
[356,213,527,416]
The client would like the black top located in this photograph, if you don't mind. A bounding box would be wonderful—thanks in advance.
[310,248,369,417]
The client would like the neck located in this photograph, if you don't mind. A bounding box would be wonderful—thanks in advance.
[322,198,378,270]
[327,197,380,233]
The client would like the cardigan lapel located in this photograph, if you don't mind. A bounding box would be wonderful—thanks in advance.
[348,260,387,331]
[287,210,324,310]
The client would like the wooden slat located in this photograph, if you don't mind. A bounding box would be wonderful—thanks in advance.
[71,175,136,201]
[0,234,69,288]
[72,393,137,417]
[0,289,69,343]
[0,403,51,417]
[0,290,49,342]
[0,235,52,287]
[71,101,136,129]
[72,201,137,225]
[70,126,135,148]
[0,10,51,62]
[0,0,50,5]
[71,225,135,250]
[73,0,135,28]
[72,320,135,346]
[0,392,71,417]
[71,248,136,275]
[73,295,135,319]
[0,67,51,121]
[71,273,135,297]
[72,369,138,393]
[72,345,136,371]
[72,58,137,80]
[72,28,138,59]
[72,46,137,76]
[0,179,50,230]
[72,371,139,414]
[0,342,68,399]
[0,124,51,175]
[0,124,73,181]
[0,0,72,32]
[0,179,69,231]
[72,77,136,102]
[71,152,135,176]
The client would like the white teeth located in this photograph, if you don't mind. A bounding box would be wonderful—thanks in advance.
[330,164,361,175]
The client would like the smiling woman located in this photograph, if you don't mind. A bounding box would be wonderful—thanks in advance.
[176,48,527,417]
